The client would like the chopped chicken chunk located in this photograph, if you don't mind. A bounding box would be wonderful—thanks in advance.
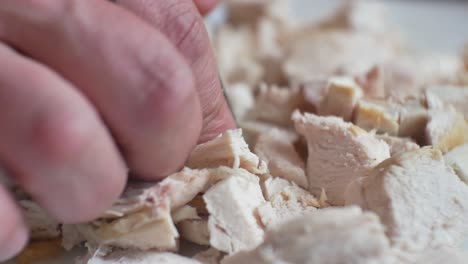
[257,178,318,229]
[223,207,394,264]
[318,0,390,35]
[411,247,468,264]
[240,120,298,147]
[354,99,400,135]
[425,107,468,152]
[177,219,210,246]
[444,144,468,184]
[225,0,271,25]
[225,0,290,26]
[78,196,179,252]
[256,18,287,85]
[355,65,385,98]
[318,77,363,121]
[82,250,201,264]
[376,135,420,155]
[101,168,212,221]
[19,200,60,240]
[172,206,200,224]
[225,82,255,121]
[346,148,468,252]
[296,78,329,113]
[214,25,263,87]
[254,129,308,188]
[293,112,390,205]
[283,31,398,81]
[397,97,429,142]
[203,168,266,254]
[187,129,268,175]
[247,84,306,127]
[426,85,468,118]
[193,248,225,264]
[260,176,291,200]
[61,224,85,251]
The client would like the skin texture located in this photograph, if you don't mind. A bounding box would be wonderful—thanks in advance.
[0,0,233,260]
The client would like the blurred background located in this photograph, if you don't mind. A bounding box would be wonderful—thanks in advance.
[208,0,468,53]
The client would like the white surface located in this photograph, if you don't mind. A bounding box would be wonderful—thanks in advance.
[10,1,468,263]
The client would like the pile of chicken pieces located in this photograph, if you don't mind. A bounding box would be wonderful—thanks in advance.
[16,0,468,263]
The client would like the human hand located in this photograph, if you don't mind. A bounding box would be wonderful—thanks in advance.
[0,0,234,260]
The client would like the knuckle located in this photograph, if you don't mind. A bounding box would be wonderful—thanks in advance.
[136,52,196,124]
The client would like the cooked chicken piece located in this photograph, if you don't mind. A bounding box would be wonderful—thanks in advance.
[223,207,394,264]
[411,247,468,264]
[376,135,420,155]
[177,219,210,246]
[423,90,445,110]
[257,178,318,229]
[444,144,468,184]
[382,59,425,100]
[260,177,291,200]
[225,83,254,121]
[425,107,468,152]
[256,18,283,60]
[397,98,429,142]
[72,168,214,251]
[346,148,468,252]
[354,99,400,135]
[283,31,398,81]
[254,129,308,188]
[172,205,200,224]
[383,54,463,99]
[214,25,263,86]
[256,18,287,85]
[187,129,268,175]
[19,200,60,240]
[239,120,298,147]
[193,248,225,264]
[355,65,385,98]
[464,44,468,69]
[293,112,390,205]
[247,84,306,127]
[82,250,201,264]
[102,168,212,221]
[225,0,290,26]
[77,196,179,252]
[318,0,390,35]
[61,224,85,250]
[203,168,266,254]
[225,0,270,25]
[418,55,464,86]
[318,77,363,121]
[426,85,468,118]
[296,78,329,113]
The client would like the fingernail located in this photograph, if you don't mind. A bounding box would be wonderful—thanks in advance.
[0,226,28,262]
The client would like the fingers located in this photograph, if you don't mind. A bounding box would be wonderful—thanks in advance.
[0,0,203,179]
[0,185,28,261]
[193,0,220,15]
[117,0,236,142]
[0,44,126,223]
